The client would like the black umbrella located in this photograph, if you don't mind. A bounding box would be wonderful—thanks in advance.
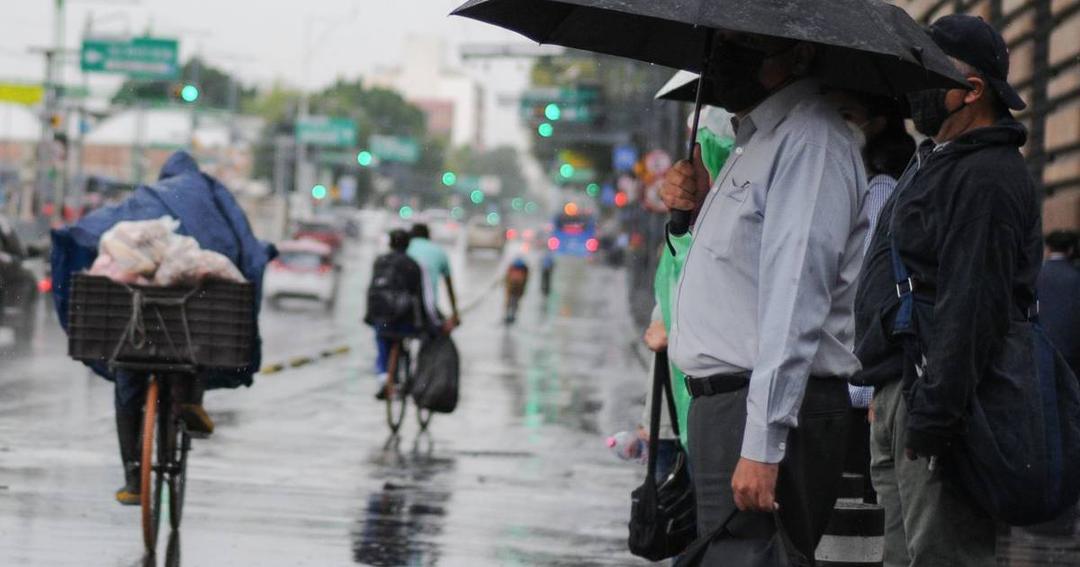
[452,0,966,234]
[655,70,716,106]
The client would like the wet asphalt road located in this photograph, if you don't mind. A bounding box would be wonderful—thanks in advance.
[0,237,652,566]
[2,235,1078,566]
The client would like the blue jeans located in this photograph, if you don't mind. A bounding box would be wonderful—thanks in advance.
[372,322,418,375]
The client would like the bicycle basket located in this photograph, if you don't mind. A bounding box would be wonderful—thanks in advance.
[68,274,255,371]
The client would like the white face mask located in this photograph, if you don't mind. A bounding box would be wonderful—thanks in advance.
[846,120,868,150]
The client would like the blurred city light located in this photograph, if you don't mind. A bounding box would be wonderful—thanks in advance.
[586,238,600,253]
[180,84,199,103]
[511,197,525,211]
[614,191,629,207]
[547,236,560,251]
[356,151,373,167]
[442,171,458,186]
[559,163,575,178]
[506,228,518,240]
[450,206,465,220]
[470,190,485,204]
[586,183,600,197]
[544,103,561,121]
[310,184,327,200]
[563,202,579,216]
[524,201,539,214]
[399,205,414,219]
[538,122,554,137]
[486,212,501,225]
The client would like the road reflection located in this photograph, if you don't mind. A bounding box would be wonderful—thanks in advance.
[352,447,454,566]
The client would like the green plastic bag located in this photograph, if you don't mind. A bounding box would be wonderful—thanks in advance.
[654,230,693,448]
[698,127,734,180]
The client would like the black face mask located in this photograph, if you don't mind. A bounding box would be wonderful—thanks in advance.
[707,42,773,113]
[907,88,966,138]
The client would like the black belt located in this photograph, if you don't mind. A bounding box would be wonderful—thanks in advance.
[685,373,751,398]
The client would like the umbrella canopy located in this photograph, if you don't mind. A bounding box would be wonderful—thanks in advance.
[655,70,713,105]
[451,0,967,96]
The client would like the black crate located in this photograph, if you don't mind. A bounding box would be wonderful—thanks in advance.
[68,274,254,370]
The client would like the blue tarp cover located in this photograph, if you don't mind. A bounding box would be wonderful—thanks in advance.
[51,151,276,388]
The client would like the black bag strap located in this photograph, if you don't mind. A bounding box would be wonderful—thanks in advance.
[646,351,683,479]
[672,508,739,566]
[645,352,665,482]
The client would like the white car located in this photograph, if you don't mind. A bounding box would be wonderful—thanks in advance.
[466,217,506,252]
[264,240,339,309]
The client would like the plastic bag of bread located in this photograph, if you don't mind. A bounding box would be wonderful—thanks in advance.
[154,236,245,286]
[98,216,179,277]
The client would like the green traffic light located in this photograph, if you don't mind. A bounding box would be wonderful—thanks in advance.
[357,151,373,167]
[538,122,554,138]
[442,171,457,187]
[180,84,199,103]
[511,197,525,211]
[586,183,600,197]
[311,184,327,200]
[559,163,575,178]
[544,103,561,121]
[486,212,500,225]
[469,190,485,204]
[399,205,414,219]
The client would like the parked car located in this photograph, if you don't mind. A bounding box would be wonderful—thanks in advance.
[466,217,506,252]
[263,240,340,310]
[293,218,345,253]
[0,214,40,348]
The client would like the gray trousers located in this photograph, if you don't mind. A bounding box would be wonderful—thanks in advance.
[688,377,850,562]
[870,380,996,566]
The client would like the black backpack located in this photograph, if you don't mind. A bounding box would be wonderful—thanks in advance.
[364,254,419,326]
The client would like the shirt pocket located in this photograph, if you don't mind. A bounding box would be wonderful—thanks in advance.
[723,174,755,203]
[698,180,764,265]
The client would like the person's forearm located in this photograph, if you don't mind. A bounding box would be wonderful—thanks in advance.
[445,276,459,318]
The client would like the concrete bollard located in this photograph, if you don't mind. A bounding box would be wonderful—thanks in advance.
[815,499,885,567]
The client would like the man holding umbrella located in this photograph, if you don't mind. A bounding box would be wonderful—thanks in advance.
[660,33,868,560]
[452,0,967,561]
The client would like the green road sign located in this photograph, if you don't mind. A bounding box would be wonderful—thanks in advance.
[81,37,179,80]
[369,135,420,164]
[296,116,357,147]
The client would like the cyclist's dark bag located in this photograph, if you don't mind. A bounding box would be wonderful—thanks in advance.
[888,230,1080,525]
[411,334,460,413]
[68,273,254,371]
[364,254,420,326]
[628,352,696,561]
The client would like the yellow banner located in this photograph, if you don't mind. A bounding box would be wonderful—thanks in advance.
[0,83,44,105]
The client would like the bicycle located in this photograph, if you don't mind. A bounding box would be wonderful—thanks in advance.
[384,336,433,435]
[133,366,194,552]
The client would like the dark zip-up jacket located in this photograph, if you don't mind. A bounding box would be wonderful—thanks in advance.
[852,119,1042,454]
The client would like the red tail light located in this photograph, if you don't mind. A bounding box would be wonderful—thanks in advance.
[547,237,560,251]
[586,238,599,253]
[506,228,518,240]
[37,277,52,293]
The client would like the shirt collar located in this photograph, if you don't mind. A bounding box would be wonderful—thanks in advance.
[733,78,821,142]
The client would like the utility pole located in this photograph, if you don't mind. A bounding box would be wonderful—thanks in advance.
[31,0,66,223]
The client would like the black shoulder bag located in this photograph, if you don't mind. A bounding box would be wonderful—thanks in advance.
[628,351,697,560]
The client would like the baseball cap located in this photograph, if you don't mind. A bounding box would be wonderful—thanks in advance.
[927,14,1026,110]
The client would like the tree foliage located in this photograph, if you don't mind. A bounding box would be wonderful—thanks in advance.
[111,57,255,109]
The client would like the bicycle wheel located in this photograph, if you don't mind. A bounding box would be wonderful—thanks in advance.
[168,424,189,530]
[385,342,410,434]
[140,378,165,551]
[417,406,433,431]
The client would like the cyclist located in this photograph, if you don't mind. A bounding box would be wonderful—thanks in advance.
[407,224,460,332]
[504,258,529,324]
[365,229,427,399]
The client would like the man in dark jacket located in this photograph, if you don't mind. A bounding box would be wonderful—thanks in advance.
[852,15,1042,566]
[365,229,426,399]
[1038,230,1080,374]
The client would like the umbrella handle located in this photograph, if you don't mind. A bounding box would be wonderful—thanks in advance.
[670,29,714,237]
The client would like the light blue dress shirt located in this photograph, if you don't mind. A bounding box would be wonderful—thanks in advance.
[669,79,869,463]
